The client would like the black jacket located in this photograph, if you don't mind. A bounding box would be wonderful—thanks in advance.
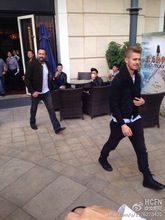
[25,59,51,94]
[92,76,104,86]
[53,72,67,89]
[110,64,141,126]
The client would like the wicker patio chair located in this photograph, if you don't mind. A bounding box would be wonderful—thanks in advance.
[82,85,111,119]
[139,92,165,128]
[77,72,91,90]
[51,89,59,111]
[58,88,84,121]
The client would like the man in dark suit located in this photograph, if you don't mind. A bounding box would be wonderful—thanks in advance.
[98,46,165,190]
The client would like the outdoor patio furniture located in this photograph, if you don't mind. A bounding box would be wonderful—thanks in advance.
[67,79,92,88]
[77,72,91,80]
[139,92,165,128]
[77,72,91,90]
[58,88,84,121]
[82,85,111,118]
[51,90,59,111]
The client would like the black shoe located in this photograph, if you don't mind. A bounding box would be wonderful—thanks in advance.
[98,156,113,171]
[143,175,165,190]
[55,127,66,134]
[30,124,38,130]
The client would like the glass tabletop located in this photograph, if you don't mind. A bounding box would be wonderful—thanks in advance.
[68,79,92,85]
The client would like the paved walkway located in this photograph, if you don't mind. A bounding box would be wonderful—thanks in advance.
[0,95,165,220]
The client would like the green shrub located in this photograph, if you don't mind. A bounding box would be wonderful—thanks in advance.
[105,41,140,69]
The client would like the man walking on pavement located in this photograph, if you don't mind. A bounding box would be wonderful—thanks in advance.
[98,46,165,190]
[25,48,65,134]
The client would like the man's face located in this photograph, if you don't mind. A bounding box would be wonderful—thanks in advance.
[125,52,141,72]
[8,52,12,57]
[112,66,118,72]
[27,51,34,59]
[57,65,63,73]
[37,49,46,63]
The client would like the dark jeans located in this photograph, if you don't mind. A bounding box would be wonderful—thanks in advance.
[9,69,21,90]
[30,91,60,130]
[100,119,151,176]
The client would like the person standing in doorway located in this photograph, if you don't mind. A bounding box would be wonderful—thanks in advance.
[26,49,36,64]
[6,51,20,90]
[25,48,65,134]
[98,46,165,190]
[12,49,21,63]
[22,50,36,81]
[13,49,24,90]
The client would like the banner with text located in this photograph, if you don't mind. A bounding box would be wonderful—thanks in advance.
[141,32,165,115]
[141,32,165,92]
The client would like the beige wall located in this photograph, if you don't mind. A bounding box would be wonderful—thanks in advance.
[55,0,164,79]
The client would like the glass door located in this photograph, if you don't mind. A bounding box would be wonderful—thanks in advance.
[17,14,38,75]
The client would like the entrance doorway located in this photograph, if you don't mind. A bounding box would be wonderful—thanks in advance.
[0,15,57,96]
[0,17,26,95]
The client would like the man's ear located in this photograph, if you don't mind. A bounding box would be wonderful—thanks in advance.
[124,57,128,64]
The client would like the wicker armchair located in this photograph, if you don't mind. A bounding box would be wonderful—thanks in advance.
[139,92,165,128]
[58,88,84,121]
[82,85,111,118]
[77,72,91,90]
[51,90,59,111]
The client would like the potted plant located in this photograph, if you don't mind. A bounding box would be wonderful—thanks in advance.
[105,41,122,69]
[105,41,140,69]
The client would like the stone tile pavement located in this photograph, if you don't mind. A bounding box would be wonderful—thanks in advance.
[0,95,165,220]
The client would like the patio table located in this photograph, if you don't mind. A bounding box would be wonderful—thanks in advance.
[68,79,92,86]
[67,79,92,89]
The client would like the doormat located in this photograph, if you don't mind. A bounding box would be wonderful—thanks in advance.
[0,96,31,109]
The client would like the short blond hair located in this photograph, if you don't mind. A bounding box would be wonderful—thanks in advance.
[125,46,142,58]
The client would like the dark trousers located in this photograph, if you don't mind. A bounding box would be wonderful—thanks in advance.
[100,119,151,176]
[30,91,60,130]
[8,69,21,90]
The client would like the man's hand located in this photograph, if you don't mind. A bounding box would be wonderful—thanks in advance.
[91,73,95,80]
[133,97,145,106]
[59,85,66,89]
[32,91,39,97]
[55,71,59,77]
[121,124,133,137]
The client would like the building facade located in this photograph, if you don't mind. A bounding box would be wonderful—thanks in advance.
[0,0,165,80]
[56,0,165,78]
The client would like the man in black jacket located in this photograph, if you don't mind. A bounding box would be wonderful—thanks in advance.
[98,46,165,190]
[90,67,104,86]
[52,63,68,89]
[25,48,65,134]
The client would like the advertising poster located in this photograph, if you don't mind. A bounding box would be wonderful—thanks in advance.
[141,32,165,116]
